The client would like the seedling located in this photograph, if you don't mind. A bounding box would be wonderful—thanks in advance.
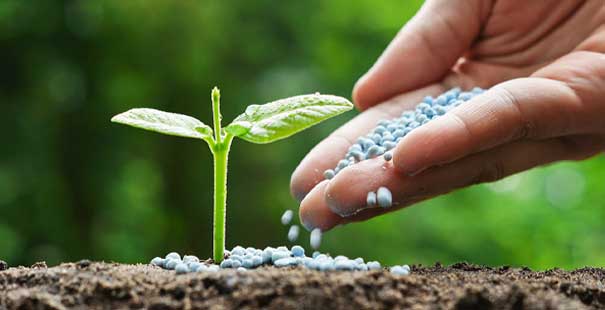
[111,87,352,262]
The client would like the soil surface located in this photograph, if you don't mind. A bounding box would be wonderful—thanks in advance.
[0,261,604,310]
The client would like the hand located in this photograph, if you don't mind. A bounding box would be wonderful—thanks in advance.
[290,0,605,231]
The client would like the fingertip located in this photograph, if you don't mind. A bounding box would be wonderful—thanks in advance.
[290,165,312,203]
[299,180,343,232]
[352,72,375,111]
[324,159,401,218]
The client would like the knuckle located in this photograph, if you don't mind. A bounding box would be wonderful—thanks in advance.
[448,112,475,147]
[494,85,536,140]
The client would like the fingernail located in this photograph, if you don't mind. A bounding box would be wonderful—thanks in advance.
[300,215,316,232]
[325,192,352,217]
[300,208,341,232]
[293,190,308,203]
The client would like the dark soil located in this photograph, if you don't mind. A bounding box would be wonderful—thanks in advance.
[1,261,604,310]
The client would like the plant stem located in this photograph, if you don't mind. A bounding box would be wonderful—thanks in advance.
[212,135,233,262]
[210,87,233,262]
[211,87,222,144]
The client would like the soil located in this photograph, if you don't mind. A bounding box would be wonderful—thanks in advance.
[1,261,604,310]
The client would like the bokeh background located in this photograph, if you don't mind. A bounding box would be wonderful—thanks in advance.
[1,0,604,270]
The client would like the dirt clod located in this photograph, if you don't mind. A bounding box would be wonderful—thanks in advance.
[0,262,603,309]
[76,259,91,268]
[31,261,47,269]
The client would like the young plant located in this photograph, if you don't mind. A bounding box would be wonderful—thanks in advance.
[111,87,353,262]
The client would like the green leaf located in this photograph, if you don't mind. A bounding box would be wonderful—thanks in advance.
[225,93,353,143]
[111,108,213,141]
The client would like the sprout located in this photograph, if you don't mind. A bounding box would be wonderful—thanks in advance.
[112,87,352,262]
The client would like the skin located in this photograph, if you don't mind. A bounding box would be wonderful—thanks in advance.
[290,0,605,231]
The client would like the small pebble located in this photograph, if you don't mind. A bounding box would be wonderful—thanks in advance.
[165,259,179,270]
[315,254,328,261]
[220,259,234,269]
[459,92,473,101]
[357,264,369,271]
[304,258,317,269]
[366,145,380,157]
[197,264,210,272]
[183,255,199,264]
[288,225,300,242]
[242,259,254,268]
[175,263,189,274]
[350,150,366,161]
[188,262,203,272]
[231,246,245,256]
[252,255,263,267]
[367,261,381,270]
[271,250,291,262]
[376,187,393,208]
[383,152,392,161]
[262,247,274,264]
[230,254,243,262]
[334,255,348,261]
[281,210,294,225]
[366,191,377,207]
[435,96,447,106]
[335,260,355,270]
[291,245,305,257]
[323,169,335,180]
[166,252,181,261]
[310,228,322,249]
[74,260,90,269]
[150,257,165,267]
[319,260,335,271]
[231,260,242,269]
[275,257,297,267]
[337,159,349,169]
[390,265,410,275]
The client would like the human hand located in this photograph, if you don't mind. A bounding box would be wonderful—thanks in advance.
[290,0,605,231]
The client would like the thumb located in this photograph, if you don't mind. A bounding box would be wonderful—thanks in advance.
[353,0,489,110]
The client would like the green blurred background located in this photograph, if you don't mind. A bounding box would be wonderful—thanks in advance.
[1,0,603,270]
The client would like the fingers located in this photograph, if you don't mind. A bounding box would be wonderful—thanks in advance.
[393,66,605,175]
[353,0,489,110]
[290,84,446,202]
[299,135,605,231]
